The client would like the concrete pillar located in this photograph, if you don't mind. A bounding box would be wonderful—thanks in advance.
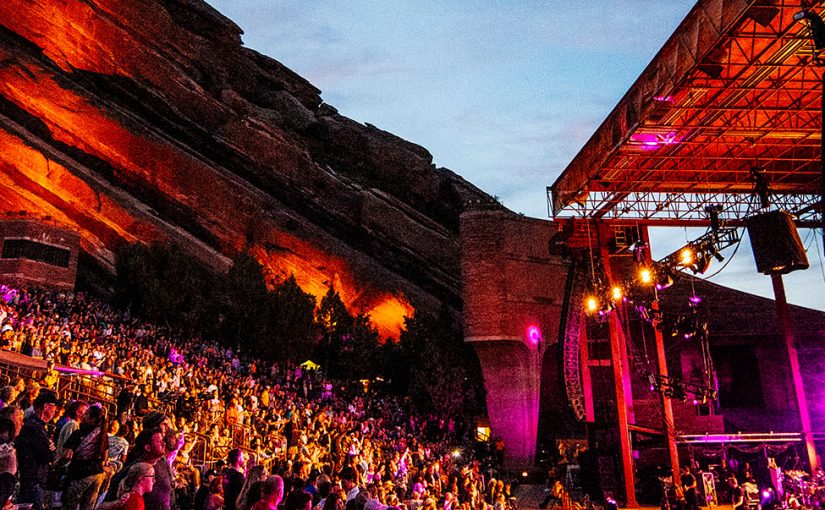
[470,339,541,466]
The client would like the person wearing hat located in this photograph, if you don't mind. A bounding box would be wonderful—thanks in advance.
[14,390,59,510]
[193,469,220,510]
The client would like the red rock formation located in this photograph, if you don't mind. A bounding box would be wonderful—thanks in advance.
[0,0,499,338]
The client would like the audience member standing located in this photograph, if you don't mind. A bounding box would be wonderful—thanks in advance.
[250,476,284,510]
[62,404,110,510]
[223,448,246,510]
[14,390,59,510]
[143,412,182,510]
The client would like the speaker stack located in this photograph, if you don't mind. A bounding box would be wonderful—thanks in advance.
[746,210,809,275]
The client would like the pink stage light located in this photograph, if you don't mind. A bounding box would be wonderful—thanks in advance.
[630,132,679,150]
[527,326,542,347]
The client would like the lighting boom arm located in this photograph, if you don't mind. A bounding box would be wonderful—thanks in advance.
[656,227,740,272]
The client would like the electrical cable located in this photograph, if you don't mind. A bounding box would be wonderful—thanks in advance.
[698,228,744,280]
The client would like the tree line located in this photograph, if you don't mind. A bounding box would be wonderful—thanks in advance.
[114,243,484,419]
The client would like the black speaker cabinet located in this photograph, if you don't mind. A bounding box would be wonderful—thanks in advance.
[746,210,809,275]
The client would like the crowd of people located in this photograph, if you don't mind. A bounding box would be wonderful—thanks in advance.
[0,285,510,510]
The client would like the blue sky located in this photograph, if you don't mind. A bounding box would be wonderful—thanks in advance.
[207,0,825,312]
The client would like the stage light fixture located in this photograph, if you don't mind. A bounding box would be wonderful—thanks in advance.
[638,267,653,284]
[693,250,712,274]
[670,385,687,402]
[631,241,648,263]
[585,295,599,314]
[636,304,651,322]
[679,247,694,266]
[611,285,623,301]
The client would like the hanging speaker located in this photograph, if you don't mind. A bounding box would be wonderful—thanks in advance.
[746,210,809,275]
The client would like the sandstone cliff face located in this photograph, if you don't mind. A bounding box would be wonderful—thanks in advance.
[0,0,500,337]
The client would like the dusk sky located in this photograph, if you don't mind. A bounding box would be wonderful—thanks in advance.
[207,0,825,312]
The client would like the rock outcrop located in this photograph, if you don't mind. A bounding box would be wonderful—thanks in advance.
[0,0,501,337]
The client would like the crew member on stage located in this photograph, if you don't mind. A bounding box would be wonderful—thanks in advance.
[681,465,699,510]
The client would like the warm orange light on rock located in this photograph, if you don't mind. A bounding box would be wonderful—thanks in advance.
[0,4,426,345]
[249,245,414,340]
[367,296,414,341]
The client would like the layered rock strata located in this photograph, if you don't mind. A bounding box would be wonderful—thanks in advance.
[0,0,501,336]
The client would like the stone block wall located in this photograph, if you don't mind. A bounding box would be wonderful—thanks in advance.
[0,219,79,290]
[461,210,569,466]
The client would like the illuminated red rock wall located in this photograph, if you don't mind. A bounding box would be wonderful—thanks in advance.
[460,210,569,466]
[0,0,496,338]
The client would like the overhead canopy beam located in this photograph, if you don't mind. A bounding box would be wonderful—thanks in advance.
[549,0,824,226]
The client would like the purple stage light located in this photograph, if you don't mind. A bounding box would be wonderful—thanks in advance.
[630,132,679,150]
[527,326,542,346]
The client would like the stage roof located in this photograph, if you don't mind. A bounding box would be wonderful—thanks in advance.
[549,0,824,227]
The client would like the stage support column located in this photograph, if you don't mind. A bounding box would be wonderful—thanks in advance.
[641,226,681,483]
[771,274,818,470]
[599,222,638,508]
[652,298,681,484]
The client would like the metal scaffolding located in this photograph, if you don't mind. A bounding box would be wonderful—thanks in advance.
[549,0,824,225]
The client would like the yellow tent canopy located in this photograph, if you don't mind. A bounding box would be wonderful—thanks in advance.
[300,360,320,370]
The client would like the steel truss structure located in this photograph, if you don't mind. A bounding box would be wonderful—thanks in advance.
[549,0,825,226]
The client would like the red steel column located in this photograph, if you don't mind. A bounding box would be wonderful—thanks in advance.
[599,222,638,507]
[640,226,681,483]
[771,274,818,470]
[652,297,682,485]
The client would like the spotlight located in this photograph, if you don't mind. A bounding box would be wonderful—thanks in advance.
[605,498,618,510]
[647,372,659,391]
[585,296,599,314]
[636,304,651,322]
[631,241,648,262]
[527,326,542,347]
[611,285,623,301]
[680,247,694,266]
[638,267,653,285]
[760,487,777,510]
[693,251,712,274]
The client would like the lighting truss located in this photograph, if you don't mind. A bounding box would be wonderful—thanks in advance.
[547,189,821,226]
[657,227,741,269]
[648,372,718,403]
